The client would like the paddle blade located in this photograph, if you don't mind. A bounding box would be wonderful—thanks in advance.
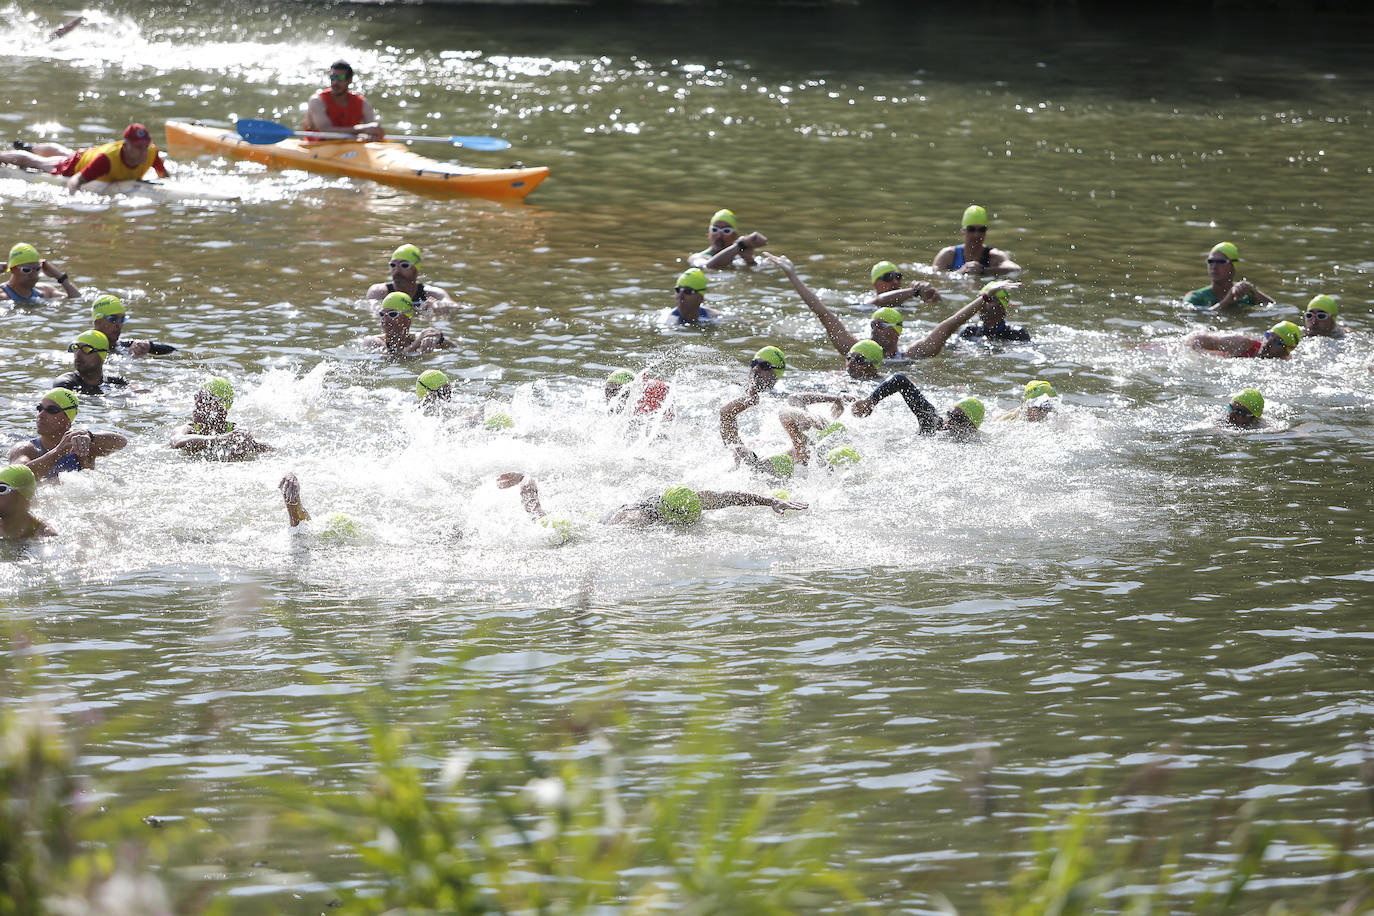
[236,119,294,145]
[451,135,511,151]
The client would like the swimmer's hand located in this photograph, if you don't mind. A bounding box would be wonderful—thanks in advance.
[770,498,807,514]
[279,473,302,505]
[739,231,768,251]
[759,252,793,273]
[979,279,1020,299]
[496,472,528,489]
[851,397,874,418]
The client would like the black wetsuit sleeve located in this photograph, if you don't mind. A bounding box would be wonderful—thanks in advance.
[867,373,940,435]
[148,342,177,354]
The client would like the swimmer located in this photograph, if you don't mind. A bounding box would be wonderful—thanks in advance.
[688,208,769,270]
[998,379,1058,422]
[1184,242,1274,311]
[864,260,943,308]
[852,375,985,441]
[933,205,1021,277]
[277,473,365,540]
[91,295,175,357]
[278,473,312,528]
[3,242,80,302]
[416,368,454,413]
[365,243,460,315]
[660,268,721,325]
[958,282,1031,343]
[52,330,128,396]
[0,465,56,540]
[604,369,673,418]
[0,123,170,193]
[720,346,788,460]
[1223,389,1264,429]
[170,377,273,459]
[1188,320,1301,360]
[1302,294,1345,339]
[362,292,456,356]
[9,389,127,479]
[768,253,1010,360]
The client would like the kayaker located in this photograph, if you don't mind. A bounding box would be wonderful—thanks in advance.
[91,295,175,357]
[1223,389,1265,429]
[688,208,768,270]
[933,205,1021,277]
[767,253,1006,360]
[365,244,458,314]
[957,282,1031,343]
[1187,320,1301,360]
[303,60,384,141]
[1302,294,1345,339]
[864,260,943,308]
[361,292,456,356]
[3,243,80,301]
[0,465,56,540]
[659,268,721,325]
[851,375,985,442]
[170,377,273,459]
[9,389,127,480]
[0,123,169,193]
[52,330,128,396]
[1183,242,1274,311]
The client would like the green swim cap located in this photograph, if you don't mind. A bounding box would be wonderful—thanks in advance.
[72,329,109,360]
[538,513,573,545]
[769,488,790,500]
[7,243,40,270]
[767,454,795,478]
[200,376,234,409]
[391,243,421,266]
[0,464,37,498]
[981,281,1010,307]
[42,387,78,420]
[606,369,636,386]
[416,369,450,400]
[380,291,414,315]
[818,421,846,441]
[710,208,738,230]
[870,260,900,284]
[659,485,702,526]
[675,268,707,292]
[962,205,988,227]
[484,411,514,430]
[825,445,861,466]
[848,339,883,367]
[871,307,904,331]
[1210,242,1239,262]
[318,512,362,542]
[1230,388,1264,419]
[1268,320,1302,350]
[753,346,786,379]
[1023,379,1056,401]
[91,294,125,319]
[954,397,985,429]
[1307,293,1338,316]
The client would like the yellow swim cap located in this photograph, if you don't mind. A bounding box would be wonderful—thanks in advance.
[981,281,1010,307]
[870,260,900,284]
[870,307,904,331]
[538,513,574,545]
[659,486,702,526]
[848,340,883,367]
[416,369,450,400]
[606,369,635,386]
[825,445,861,466]
[71,329,109,361]
[200,376,234,409]
[380,291,414,315]
[1230,388,1264,419]
[767,454,795,478]
[7,243,40,270]
[818,421,846,441]
[91,294,125,319]
[1023,379,1056,401]
[391,243,421,266]
[753,346,786,378]
[0,464,38,498]
[42,387,78,420]
[484,411,514,430]
[1306,293,1338,316]
[709,208,738,230]
[954,397,985,428]
[1210,242,1239,262]
[1268,320,1301,350]
[962,205,988,228]
[318,512,363,542]
[675,268,707,292]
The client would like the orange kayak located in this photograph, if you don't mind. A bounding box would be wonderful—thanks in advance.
[164,120,548,200]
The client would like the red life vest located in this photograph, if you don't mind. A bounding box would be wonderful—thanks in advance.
[312,89,365,129]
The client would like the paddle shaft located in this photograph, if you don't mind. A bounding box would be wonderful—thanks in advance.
[235,119,509,151]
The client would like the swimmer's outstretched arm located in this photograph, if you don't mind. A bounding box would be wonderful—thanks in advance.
[719,389,760,449]
[779,408,823,465]
[900,290,991,359]
[853,374,940,434]
[786,392,848,417]
[763,253,859,355]
[1187,332,1253,357]
[698,490,808,514]
[278,473,312,528]
[496,472,547,520]
[866,281,943,309]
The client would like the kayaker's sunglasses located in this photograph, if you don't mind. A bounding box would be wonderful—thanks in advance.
[964,225,988,233]
[378,308,407,319]
[674,286,701,295]
[709,225,736,235]
[36,403,67,415]
[68,343,105,355]
[15,264,38,274]
[878,271,902,283]
[1305,309,1330,321]
[329,73,349,82]
[389,260,415,270]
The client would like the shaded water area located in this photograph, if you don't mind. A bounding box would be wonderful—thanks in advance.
[2,0,1374,910]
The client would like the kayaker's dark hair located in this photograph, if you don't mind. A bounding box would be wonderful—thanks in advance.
[330,60,354,81]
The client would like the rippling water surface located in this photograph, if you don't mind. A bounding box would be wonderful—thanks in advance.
[2,1,1373,911]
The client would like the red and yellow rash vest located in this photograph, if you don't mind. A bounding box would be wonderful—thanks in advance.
[54,140,166,182]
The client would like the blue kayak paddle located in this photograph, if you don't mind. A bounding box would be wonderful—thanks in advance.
[235,118,511,152]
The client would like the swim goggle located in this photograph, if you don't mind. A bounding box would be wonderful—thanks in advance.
[36,403,67,415]
[378,308,408,318]
[68,342,106,355]
[709,224,737,235]
[674,286,703,295]
[0,483,26,495]
[1305,309,1330,320]
[389,260,415,270]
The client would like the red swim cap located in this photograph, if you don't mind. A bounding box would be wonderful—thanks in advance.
[634,379,669,414]
[123,123,151,141]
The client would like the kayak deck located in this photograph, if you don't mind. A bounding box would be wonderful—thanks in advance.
[164,120,548,200]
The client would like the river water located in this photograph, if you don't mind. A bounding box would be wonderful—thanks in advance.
[2,1,1372,911]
